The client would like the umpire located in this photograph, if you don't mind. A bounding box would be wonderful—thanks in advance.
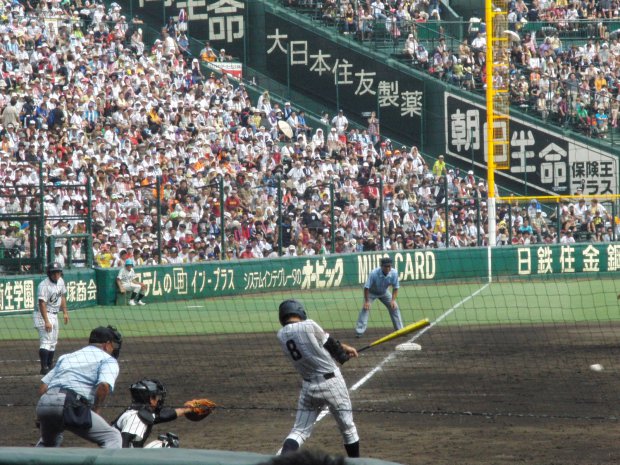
[355,256,404,337]
[35,326,123,448]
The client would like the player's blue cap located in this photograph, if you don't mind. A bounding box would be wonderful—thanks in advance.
[125,258,134,266]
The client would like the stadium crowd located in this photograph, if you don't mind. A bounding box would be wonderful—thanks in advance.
[0,0,616,271]
[285,0,620,138]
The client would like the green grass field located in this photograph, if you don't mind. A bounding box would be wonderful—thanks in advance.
[3,277,618,341]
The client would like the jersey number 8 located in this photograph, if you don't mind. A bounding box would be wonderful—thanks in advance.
[286,339,303,361]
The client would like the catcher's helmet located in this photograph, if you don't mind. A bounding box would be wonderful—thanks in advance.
[130,378,167,407]
[279,299,307,326]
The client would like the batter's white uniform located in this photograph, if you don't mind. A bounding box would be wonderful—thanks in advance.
[277,319,359,448]
[34,277,67,351]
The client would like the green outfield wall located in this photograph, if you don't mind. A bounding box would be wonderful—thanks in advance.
[2,244,615,312]
[2,244,614,311]
[0,447,403,465]
[0,269,97,314]
[94,244,620,306]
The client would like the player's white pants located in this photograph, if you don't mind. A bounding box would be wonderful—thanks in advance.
[33,311,59,351]
[123,283,142,294]
[355,291,403,336]
[286,372,359,447]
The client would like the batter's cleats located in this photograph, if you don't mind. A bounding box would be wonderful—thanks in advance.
[129,300,136,306]
[40,366,50,375]
[137,301,146,306]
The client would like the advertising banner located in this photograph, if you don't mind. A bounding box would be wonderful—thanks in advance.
[264,12,424,146]
[207,61,243,79]
[95,244,618,306]
[0,269,97,314]
[444,92,618,195]
[119,0,245,60]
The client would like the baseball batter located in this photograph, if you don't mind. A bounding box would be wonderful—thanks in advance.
[355,256,404,337]
[276,299,360,458]
[34,262,69,375]
[116,259,146,306]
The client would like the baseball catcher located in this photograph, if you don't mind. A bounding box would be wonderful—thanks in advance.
[112,378,216,448]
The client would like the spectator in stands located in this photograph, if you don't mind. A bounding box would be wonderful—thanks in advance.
[432,155,446,178]
[371,0,387,20]
[200,41,217,62]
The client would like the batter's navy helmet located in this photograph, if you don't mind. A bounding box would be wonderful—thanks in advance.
[279,299,307,326]
[47,262,63,281]
[47,262,63,273]
[130,378,167,407]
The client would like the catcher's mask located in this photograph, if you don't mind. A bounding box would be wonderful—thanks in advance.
[279,299,307,326]
[130,378,167,408]
[47,262,63,282]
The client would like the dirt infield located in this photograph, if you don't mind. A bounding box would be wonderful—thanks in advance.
[2,324,620,465]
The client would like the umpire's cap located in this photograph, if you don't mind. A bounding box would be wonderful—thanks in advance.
[279,299,307,326]
[89,325,123,358]
[89,325,122,344]
[380,256,393,266]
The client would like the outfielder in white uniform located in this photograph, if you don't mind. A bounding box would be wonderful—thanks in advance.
[116,258,147,306]
[34,262,69,375]
[277,299,360,458]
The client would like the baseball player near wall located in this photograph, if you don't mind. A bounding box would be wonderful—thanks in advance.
[36,326,123,448]
[355,256,404,338]
[112,378,216,447]
[116,259,147,306]
[34,262,69,375]
[276,299,360,458]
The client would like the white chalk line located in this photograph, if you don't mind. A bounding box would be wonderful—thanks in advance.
[315,283,490,423]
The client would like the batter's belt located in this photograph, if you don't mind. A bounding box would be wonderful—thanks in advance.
[304,372,335,382]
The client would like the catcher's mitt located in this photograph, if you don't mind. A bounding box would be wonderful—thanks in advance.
[184,398,216,422]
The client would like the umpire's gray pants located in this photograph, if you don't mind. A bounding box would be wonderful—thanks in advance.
[355,292,403,336]
[35,389,121,448]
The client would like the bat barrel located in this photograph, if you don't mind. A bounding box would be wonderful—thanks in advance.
[356,318,430,353]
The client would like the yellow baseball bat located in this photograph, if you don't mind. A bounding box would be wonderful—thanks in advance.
[358,318,430,353]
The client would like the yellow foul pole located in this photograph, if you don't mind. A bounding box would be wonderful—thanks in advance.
[485,0,510,247]
[485,0,497,246]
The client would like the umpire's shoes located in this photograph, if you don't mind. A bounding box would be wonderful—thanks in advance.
[355,333,363,338]
[40,366,50,375]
